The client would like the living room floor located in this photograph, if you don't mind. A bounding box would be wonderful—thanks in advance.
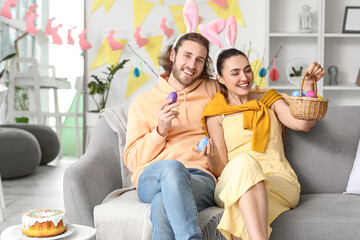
[0,157,75,233]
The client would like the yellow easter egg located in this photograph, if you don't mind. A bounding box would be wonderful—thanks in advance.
[317,94,322,99]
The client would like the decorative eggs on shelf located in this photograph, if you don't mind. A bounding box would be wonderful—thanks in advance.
[305,90,317,98]
[167,91,178,104]
[197,137,209,152]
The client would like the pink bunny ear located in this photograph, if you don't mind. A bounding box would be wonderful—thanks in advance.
[183,0,198,32]
[199,24,222,49]
[208,19,226,34]
[225,16,237,48]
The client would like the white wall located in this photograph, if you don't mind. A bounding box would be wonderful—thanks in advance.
[84,0,266,110]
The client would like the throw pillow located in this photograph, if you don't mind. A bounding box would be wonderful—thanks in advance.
[345,138,360,195]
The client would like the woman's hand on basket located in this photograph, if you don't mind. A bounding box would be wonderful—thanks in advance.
[305,62,325,82]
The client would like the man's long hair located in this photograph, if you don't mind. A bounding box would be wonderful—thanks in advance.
[159,32,213,79]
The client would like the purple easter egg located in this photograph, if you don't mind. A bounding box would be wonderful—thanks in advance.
[167,91,178,104]
[305,90,317,98]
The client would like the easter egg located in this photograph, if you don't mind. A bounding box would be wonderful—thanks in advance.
[167,91,178,104]
[291,90,305,97]
[198,137,209,152]
[305,90,317,98]
[259,67,267,78]
[269,67,279,81]
[317,94,323,99]
[133,67,141,78]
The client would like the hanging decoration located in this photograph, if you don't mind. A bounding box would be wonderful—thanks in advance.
[25,12,38,34]
[125,66,151,99]
[144,35,163,70]
[160,18,174,40]
[209,0,227,9]
[133,66,141,78]
[90,38,127,70]
[134,27,149,48]
[45,18,56,35]
[169,5,187,35]
[25,3,38,19]
[51,24,63,45]
[133,0,155,28]
[106,30,124,50]
[79,29,92,50]
[92,0,115,14]
[67,27,76,45]
[0,0,16,19]
[269,58,279,81]
[157,0,164,5]
[207,0,245,27]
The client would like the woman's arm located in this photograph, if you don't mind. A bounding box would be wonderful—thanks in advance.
[201,115,228,177]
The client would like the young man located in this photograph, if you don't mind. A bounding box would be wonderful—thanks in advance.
[124,32,219,239]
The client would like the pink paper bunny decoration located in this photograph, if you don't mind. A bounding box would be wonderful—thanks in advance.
[45,18,56,35]
[79,29,92,50]
[0,0,17,19]
[134,27,149,48]
[25,13,38,35]
[210,0,227,9]
[107,30,124,50]
[51,24,63,45]
[67,27,76,45]
[25,3,38,19]
[160,18,174,40]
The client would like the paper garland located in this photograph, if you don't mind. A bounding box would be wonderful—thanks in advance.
[133,0,155,28]
[207,0,245,27]
[92,0,115,14]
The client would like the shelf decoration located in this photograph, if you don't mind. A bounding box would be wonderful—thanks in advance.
[207,0,244,27]
[328,65,338,86]
[89,38,126,70]
[133,0,155,28]
[92,0,115,14]
[299,5,313,33]
[125,66,151,99]
[160,18,174,40]
[107,30,124,50]
[0,0,16,19]
[286,58,308,85]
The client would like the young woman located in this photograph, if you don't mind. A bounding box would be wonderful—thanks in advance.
[200,48,325,240]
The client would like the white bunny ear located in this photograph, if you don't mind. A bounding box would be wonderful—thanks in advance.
[208,19,227,34]
[183,0,198,32]
[225,15,237,48]
[199,24,222,49]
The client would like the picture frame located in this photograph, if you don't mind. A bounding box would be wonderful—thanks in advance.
[342,6,360,33]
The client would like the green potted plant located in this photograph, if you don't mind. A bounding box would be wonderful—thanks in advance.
[87,59,129,112]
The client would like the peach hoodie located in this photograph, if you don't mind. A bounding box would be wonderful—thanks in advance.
[124,74,219,188]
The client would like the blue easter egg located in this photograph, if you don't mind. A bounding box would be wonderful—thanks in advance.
[292,90,305,97]
[259,68,267,78]
[133,67,141,78]
[198,137,209,152]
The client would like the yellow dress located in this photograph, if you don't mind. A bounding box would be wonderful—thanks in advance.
[215,109,300,240]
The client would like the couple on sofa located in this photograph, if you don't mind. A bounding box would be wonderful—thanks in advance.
[123,29,325,240]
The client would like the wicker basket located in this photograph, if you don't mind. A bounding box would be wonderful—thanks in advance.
[289,74,329,120]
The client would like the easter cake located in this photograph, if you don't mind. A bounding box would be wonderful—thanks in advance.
[22,209,67,237]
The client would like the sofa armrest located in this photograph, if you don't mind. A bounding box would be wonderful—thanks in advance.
[63,117,123,227]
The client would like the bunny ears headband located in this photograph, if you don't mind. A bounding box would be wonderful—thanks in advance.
[199,15,238,76]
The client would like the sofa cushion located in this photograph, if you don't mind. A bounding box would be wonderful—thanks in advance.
[94,190,226,240]
[284,106,360,194]
[270,194,360,240]
[345,137,360,195]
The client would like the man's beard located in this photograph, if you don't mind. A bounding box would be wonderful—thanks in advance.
[171,62,200,88]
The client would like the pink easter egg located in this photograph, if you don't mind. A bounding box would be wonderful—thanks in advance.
[305,90,317,98]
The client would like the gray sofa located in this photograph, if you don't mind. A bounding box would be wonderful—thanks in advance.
[64,105,360,240]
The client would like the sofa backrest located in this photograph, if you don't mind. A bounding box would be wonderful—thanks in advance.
[284,106,360,194]
[119,104,359,194]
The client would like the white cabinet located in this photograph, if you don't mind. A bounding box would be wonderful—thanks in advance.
[265,0,360,106]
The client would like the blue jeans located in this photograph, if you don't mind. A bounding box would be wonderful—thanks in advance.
[137,160,216,240]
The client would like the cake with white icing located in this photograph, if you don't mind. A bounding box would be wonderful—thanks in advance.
[22,209,67,237]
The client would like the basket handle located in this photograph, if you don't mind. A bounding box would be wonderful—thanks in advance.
[299,73,317,95]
